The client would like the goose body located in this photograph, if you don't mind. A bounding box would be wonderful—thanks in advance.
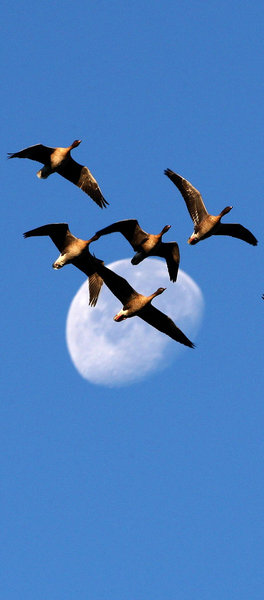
[95,219,180,282]
[23,223,103,306]
[88,258,194,348]
[164,169,257,246]
[8,140,108,208]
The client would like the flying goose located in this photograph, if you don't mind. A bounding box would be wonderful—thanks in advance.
[94,219,180,282]
[88,257,194,348]
[23,223,104,306]
[164,169,257,246]
[8,140,108,208]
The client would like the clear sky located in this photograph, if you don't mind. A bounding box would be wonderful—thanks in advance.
[1,1,264,598]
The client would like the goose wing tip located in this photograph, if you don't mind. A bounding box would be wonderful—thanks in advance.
[100,196,109,209]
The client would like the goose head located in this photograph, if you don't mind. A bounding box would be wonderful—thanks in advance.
[161,224,171,235]
[71,140,82,149]
[113,309,128,322]
[188,233,199,245]
[220,205,233,218]
[154,287,166,296]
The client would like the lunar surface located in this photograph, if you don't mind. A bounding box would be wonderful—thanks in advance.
[66,258,204,387]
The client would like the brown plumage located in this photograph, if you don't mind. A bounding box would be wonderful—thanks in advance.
[164,169,257,246]
[94,219,180,282]
[88,257,194,348]
[23,223,104,306]
[8,140,108,208]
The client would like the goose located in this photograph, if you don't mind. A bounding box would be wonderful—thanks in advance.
[23,223,104,306]
[94,219,180,282]
[87,257,194,348]
[164,169,257,246]
[8,140,108,208]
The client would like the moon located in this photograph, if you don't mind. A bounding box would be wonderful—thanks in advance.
[66,258,204,387]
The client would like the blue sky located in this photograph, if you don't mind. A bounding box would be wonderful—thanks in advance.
[1,1,264,598]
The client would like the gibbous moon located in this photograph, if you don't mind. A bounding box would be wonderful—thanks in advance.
[66,258,204,387]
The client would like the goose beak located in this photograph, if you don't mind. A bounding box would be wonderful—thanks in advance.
[114,309,127,322]
[188,235,197,245]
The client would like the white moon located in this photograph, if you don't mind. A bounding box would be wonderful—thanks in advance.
[66,258,204,387]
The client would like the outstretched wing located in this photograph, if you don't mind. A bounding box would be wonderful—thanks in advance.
[140,304,194,348]
[214,223,258,246]
[164,169,208,228]
[57,157,108,208]
[8,144,54,164]
[95,262,137,305]
[23,223,71,252]
[156,242,180,282]
[95,219,148,247]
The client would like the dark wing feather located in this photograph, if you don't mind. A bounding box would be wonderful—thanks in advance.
[71,254,104,307]
[140,304,194,348]
[8,144,54,163]
[95,219,148,248]
[57,157,108,208]
[72,255,104,306]
[156,242,180,282]
[88,272,104,307]
[23,223,72,252]
[95,263,137,305]
[214,223,258,246]
[164,169,208,227]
